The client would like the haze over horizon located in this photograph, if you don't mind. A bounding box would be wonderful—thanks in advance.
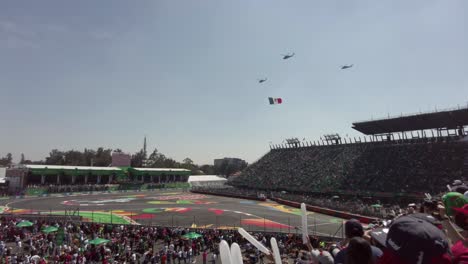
[1,1,467,165]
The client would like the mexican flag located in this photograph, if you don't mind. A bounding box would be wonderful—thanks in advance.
[268,97,283,105]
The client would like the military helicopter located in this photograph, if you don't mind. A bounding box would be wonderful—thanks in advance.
[282,53,295,60]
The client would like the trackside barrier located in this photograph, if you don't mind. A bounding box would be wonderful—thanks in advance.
[270,197,378,224]
[190,191,378,224]
[190,190,267,201]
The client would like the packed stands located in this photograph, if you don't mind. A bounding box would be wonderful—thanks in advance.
[231,140,468,195]
[0,217,332,263]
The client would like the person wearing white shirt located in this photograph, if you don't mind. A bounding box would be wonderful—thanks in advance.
[183,250,188,264]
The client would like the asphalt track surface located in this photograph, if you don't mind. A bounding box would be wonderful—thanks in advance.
[2,190,345,238]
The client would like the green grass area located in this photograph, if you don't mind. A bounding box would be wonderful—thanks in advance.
[51,211,131,224]
[24,182,189,197]
[164,182,190,189]
[25,188,47,196]
[176,200,193,204]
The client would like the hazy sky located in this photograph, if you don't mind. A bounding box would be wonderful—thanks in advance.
[1,0,467,165]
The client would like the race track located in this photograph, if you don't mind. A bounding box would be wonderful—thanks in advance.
[1,190,345,238]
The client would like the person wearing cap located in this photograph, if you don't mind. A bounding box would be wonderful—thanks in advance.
[377,214,451,264]
[334,219,382,264]
[406,204,417,214]
[452,180,468,194]
[443,192,468,216]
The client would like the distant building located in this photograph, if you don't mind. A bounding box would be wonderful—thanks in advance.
[112,152,131,167]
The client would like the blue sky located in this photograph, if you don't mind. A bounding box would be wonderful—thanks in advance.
[1,0,467,165]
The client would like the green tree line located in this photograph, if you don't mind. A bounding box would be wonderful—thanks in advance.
[0,149,218,175]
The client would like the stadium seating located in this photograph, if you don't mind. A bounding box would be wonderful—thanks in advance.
[231,141,468,194]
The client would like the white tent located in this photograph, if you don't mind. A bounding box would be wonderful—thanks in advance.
[188,175,227,188]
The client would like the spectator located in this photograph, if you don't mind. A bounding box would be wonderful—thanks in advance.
[452,180,468,194]
[345,237,373,264]
[451,205,468,263]
[202,250,207,264]
[443,192,468,216]
[334,219,382,264]
[378,215,451,264]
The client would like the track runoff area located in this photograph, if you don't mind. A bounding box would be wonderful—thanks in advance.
[2,190,346,238]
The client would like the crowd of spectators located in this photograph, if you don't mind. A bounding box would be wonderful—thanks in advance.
[231,141,467,194]
[0,217,334,264]
[191,187,266,200]
[272,192,385,218]
[1,181,468,263]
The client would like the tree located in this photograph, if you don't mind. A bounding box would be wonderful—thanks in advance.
[94,147,112,166]
[183,158,193,165]
[162,158,178,168]
[83,148,96,166]
[45,150,65,165]
[181,157,199,173]
[199,165,214,175]
[0,153,13,166]
[131,150,145,167]
[147,148,168,167]
[214,159,248,176]
[64,150,85,166]
[20,153,25,164]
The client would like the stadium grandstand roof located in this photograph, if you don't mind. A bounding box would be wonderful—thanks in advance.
[22,164,126,176]
[128,167,191,176]
[132,168,190,172]
[24,164,121,171]
[352,106,468,135]
[21,165,190,177]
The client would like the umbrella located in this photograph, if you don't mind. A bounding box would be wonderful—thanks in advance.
[182,232,202,239]
[371,204,382,208]
[89,238,110,245]
[41,226,58,234]
[16,221,33,227]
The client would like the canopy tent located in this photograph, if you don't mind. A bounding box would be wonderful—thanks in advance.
[188,175,227,188]
[89,238,110,245]
[182,232,202,239]
[41,226,59,234]
[17,221,33,227]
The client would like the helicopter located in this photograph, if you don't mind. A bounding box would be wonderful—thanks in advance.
[282,53,295,60]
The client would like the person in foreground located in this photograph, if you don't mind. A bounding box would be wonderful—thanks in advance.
[377,214,452,264]
[345,237,373,264]
[334,219,382,264]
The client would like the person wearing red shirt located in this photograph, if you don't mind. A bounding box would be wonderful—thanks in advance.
[202,251,207,264]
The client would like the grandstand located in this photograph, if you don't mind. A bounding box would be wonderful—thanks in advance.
[232,106,468,197]
[6,164,191,193]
